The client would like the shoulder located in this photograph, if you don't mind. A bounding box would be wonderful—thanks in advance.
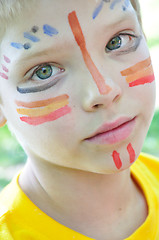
[0,173,20,218]
[132,152,159,183]
[138,152,159,175]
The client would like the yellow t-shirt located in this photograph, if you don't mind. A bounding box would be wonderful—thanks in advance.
[0,153,159,240]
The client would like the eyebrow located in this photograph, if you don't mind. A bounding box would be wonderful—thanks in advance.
[16,11,138,64]
[103,10,138,32]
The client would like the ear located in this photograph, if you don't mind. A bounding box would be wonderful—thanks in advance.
[0,108,7,127]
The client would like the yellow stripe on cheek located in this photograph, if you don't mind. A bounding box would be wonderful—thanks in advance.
[17,99,69,117]
[126,64,154,83]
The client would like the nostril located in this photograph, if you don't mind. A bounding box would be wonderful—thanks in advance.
[93,104,103,109]
[113,94,121,103]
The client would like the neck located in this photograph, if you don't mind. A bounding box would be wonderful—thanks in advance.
[19,155,147,239]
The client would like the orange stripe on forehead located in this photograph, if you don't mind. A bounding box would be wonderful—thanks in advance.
[121,57,151,76]
[68,11,111,95]
[15,94,69,108]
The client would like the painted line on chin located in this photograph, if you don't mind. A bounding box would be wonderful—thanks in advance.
[127,143,136,163]
[112,151,122,169]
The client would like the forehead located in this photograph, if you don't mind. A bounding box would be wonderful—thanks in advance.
[1,0,138,63]
[9,0,136,31]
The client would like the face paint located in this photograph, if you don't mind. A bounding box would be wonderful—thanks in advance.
[92,0,111,19]
[110,0,122,10]
[112,150,122,169]
[24,32,40,42]
[11,25,59,51]
[112,143,136,169]
[0,72,8,80]
[4,55,11,63]
[15,94,71,126]
[92,1,104,19]
[43,24,59,36]
[0,56,11,80]
[17,97,69,117]
[127,143,135,163]
[15,94,68,108]
[121,57,155,87]
[24,43,32,50]
[11,42,24,49]
[2,64,9,73]
[122,0,130,11]
[31,26,39,33]
[68,11,111,95]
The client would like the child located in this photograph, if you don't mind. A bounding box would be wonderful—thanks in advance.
[0,0,158,239]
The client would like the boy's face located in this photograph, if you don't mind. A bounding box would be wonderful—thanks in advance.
[0,0,155,173]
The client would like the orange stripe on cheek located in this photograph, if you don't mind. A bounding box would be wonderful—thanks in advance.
[17,99,69,117]
[68,11,111,95]
[126,64,154,83]
[15,94,69,108]
[121,57,151,76]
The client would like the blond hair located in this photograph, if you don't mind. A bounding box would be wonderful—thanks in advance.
[0,0,142,39]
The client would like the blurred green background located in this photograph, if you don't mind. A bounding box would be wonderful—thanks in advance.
[0,0,159,190]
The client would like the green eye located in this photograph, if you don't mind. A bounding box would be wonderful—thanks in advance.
[106,36,122,51]
[36,65,52,80]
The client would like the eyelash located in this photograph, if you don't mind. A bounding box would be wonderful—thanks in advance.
[30,63,64,81]
[17,32,141,94]
[17,63,65,94]
[105,32,142,55]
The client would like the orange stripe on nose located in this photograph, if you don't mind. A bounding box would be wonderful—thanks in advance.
[68,11,111,95]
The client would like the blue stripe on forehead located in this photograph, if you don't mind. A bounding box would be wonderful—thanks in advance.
[11,42,24,49]
[92,1,104,19]
[24,32,40,42]
[43,25,59,37]
[110,0,122,10]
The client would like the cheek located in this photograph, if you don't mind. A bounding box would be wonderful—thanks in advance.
[15,94,72,126]
[112,142,136,170]
[0,55,11,80]
[121,57,155,88]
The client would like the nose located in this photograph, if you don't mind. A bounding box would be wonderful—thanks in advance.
[81,77,122,112]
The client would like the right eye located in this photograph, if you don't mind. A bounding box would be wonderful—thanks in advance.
[17,63,65,94]
[31,64,62,81]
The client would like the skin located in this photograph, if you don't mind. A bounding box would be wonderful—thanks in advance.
[0,0,156,239]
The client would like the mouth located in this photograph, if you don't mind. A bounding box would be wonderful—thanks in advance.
[85,117,136,145]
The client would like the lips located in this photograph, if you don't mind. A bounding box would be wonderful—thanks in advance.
[85,117,136,145]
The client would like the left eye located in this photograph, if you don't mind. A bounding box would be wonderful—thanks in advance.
[106,36,122,51]
[105,34,137,52]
